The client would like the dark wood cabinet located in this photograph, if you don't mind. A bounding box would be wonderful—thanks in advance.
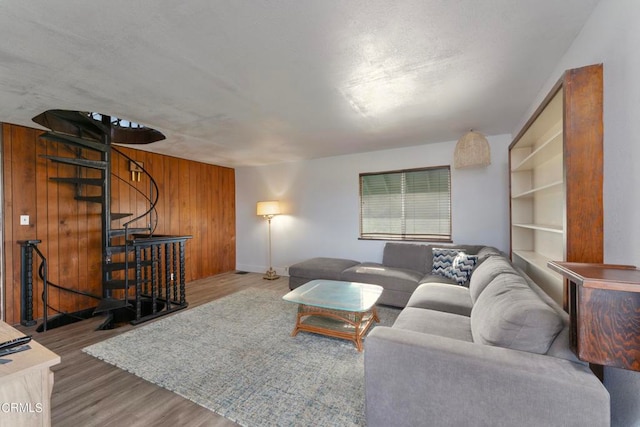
[548,261,640,371]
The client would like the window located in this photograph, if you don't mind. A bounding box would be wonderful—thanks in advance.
[359,166,451,241]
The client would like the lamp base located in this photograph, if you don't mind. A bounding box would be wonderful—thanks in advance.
[263,268,280,280]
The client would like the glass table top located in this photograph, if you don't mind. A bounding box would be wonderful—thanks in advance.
[283,279,383,312]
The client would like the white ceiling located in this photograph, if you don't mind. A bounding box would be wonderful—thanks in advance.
[0,1,599,167]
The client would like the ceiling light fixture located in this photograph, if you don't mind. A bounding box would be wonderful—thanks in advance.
[453,130,491,169]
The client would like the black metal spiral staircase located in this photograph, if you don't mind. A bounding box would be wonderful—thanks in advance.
[19,110,191,330]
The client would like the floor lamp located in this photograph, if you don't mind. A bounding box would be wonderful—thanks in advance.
[257,200,280,280]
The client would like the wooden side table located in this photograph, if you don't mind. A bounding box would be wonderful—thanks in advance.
[548,261,640,371]
[0,321,60,426]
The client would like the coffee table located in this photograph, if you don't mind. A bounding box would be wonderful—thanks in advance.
[282,279,383,351]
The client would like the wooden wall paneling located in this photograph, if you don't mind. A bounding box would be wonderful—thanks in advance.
[212,165,221,274]
[191,158,200,279]
[34,134,49,320]
[200,164,212,274]
[77,157,89,315]
[155,151,167,235]
[179,160,197,281]
[108,150,119,232]
[56,160,79,315]
[10,126,39,323]
[109,149,120,231]
[86,150,102,298]
[125,150,137,226]
[222,167,236,273]
[132,149,149,226]
[167,155,180,251]
[211,164,222,274]
[2,124,15,322]
[44,133,61,320]
[143,149,164,234]
[116,151,131,232]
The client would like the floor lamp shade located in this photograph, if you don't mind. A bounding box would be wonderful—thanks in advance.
[257,200,280,280]
[256,200,281,217]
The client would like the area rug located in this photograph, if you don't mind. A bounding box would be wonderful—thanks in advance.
[83,288,400,426]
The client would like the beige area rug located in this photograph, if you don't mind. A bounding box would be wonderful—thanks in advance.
[83,288,400,426]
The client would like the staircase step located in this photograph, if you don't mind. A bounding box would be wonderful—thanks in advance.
[40,131,108,152]
[104,260,153,272]
[50,177,104,186]
[109,228,150,238]
[93,297,131,314]
[107,245,131,254]
[111,212,133,220]
[32,110,108,140]
[104,280,130,290]
[105,279,151,290]
[75,196,103,203]
[41,155,107,170]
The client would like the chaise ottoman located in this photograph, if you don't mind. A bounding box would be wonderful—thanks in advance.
[288,257,360,289]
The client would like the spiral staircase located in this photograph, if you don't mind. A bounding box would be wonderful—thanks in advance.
[20,110,191,330]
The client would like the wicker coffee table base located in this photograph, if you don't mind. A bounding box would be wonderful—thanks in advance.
[290,304,380,351]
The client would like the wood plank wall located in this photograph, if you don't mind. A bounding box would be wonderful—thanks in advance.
[2,123,236,325]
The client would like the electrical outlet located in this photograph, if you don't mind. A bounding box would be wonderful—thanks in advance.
[20,215,29,225]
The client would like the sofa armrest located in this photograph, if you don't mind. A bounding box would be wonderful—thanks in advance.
[365,327,610,427]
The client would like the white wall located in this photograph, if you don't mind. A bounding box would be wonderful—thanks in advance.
[236,134,511,275]
[514,1,640,425]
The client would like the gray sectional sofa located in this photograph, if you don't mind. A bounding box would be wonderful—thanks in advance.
[288,243,611,427]
[289,243,496,307]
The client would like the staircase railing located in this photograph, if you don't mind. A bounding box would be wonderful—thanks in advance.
[111,146,160,236]
[128,234,192,324]
[18,240,42,327]
[18,240,101,332]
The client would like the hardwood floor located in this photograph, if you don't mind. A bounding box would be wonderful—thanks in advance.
[15,272,290,427]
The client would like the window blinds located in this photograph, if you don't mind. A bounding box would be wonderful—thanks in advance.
[360,166,451,240]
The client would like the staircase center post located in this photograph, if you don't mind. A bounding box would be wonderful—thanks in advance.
[101,115,112,297]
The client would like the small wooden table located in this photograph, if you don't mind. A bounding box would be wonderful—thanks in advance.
[0,321,60,427]
[547,261,640,371]
[283,280,383,351]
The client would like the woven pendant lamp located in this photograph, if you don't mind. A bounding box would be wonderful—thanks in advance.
[453,130,491,169]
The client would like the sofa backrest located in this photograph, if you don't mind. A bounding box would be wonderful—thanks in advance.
[470,274,564,355]
[383,242,484,275]
[512,265,580,362]
[468,255,520,303]
[475,246,505,259]
[383,243,432,273]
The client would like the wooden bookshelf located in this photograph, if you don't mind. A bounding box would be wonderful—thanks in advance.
[509,64,603,306]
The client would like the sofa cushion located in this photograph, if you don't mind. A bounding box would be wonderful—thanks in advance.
[288,257,360,280]
[431,247,460,277]
[407,283,473,316]
[432,248,478,286]
[476,246,504,260]
[468,256,520,303]
[393,307,473,342]
[418,274,458,285]
[470,274,564,354]
[448,252,478,285]
[383,243,432,274]
[341,263,423,294]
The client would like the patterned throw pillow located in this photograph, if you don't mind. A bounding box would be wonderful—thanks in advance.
[432,248,478,286]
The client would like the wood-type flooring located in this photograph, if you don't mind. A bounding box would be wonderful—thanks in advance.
[15,272,289,427]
